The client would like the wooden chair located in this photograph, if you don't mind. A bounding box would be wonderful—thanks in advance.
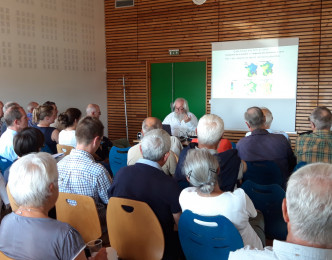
[55,192,102,243]
[0,251,13,260]
[107,197,164,260]
[56,144,74,155]
[6,186,18,211]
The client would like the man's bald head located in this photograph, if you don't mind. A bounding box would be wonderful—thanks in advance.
[86,104,101,119]
[244,106,266,130]
[142,117,162,134]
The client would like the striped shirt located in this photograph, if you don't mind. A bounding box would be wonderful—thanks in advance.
[295,130,332,163]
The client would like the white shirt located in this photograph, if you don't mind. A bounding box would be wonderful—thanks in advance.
[229,240,332,260]
[0,128,18,161]
[179,187,263,249]
[246,129,289,140]
[58,129,76,147]
[162,112,198,137]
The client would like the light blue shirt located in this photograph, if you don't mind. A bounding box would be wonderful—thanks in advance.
[137,158,163,171]
[0,128,17,162]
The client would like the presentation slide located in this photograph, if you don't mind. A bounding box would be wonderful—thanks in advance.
[211,38,299,132]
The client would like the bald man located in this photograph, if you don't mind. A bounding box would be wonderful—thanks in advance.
[127,117,182,176]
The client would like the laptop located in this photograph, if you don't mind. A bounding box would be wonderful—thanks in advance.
[162,124,172,136]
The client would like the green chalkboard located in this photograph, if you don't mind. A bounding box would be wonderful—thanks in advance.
[151,61,206,122]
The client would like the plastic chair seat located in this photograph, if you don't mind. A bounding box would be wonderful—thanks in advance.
[241,180,287,240]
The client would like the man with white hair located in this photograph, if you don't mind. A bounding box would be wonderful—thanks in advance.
[162,97,198,137]
[295,106,332,163]
[229,162,332,259]
[109,129,182,260]
[246,107,289,140]
[237,107,296,180]
[0,105,28,161]
[175,114,246,192]
[127,117,182,176]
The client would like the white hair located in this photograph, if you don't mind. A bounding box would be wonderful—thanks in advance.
[197,114,224,146]
[8,152,58,208]
[261,107,273,128]
[183,148,219,194]
[173,98,189,112]
[286,163,332,247]
[141,129,171,162]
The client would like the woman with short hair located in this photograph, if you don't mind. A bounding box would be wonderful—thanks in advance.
[0,153,107,260]
[179,148,263,249]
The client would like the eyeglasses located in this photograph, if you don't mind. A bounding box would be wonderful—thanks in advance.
[174,107,184,112]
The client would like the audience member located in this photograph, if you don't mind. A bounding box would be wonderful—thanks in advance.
[163,97,198,137]
[0,101,3,134]
[295,106,332,163]
[43,101,59,129]
[3,127,44,183]
[175,114,246,192]
[0,101,19,135]
[229,162,332,259]
[57,116,112,226]
[86,103,113,161]
[109,129,182,260]
[26,101,38,127]
[180,149,264,249]
[0,105,28,161]
[58,108,82,147]
[33,104,59,154]
[127,117,182,176]
[237,107,296,180]
[245,107,289,140]
[0,174,9,216]
[0,153,107,260]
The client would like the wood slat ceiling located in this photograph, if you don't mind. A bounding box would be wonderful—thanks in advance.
[105,0,331,148]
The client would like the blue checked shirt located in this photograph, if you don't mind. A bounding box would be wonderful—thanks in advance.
[57,149,112,218]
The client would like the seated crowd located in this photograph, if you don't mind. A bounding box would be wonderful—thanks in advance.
[0,98,331,260]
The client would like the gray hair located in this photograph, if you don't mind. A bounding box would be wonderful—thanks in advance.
[261,107,273,128]
[142,117,162,134]
[309,106,332,130]
[4,105,24,126]
[183,148,219,194]
[173,98,190,112]
[286,163,332,247]
[141,129,171,161]
[86,104,99,116]
[244,106,265,129]
[8,153,58,208]
[3,101,18,113]
[197,114,224,146]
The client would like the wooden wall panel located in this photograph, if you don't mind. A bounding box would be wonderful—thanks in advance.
[105,0,332,147]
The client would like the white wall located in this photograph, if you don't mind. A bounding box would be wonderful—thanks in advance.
[0,0,108,133]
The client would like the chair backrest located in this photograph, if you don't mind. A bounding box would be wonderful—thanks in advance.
[178,210,244,260]
[6,186,18,211]
[109,146,130,176]
[56,144,74,155]
[0,251,13,260]
[293,161,307,172]
[55,192,102,243]
[107,197,164,260]
[241,180,287,240]
[243,160,284,187]
[0,156,13,175]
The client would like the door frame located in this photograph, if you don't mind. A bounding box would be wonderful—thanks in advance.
[146,58,208,117]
